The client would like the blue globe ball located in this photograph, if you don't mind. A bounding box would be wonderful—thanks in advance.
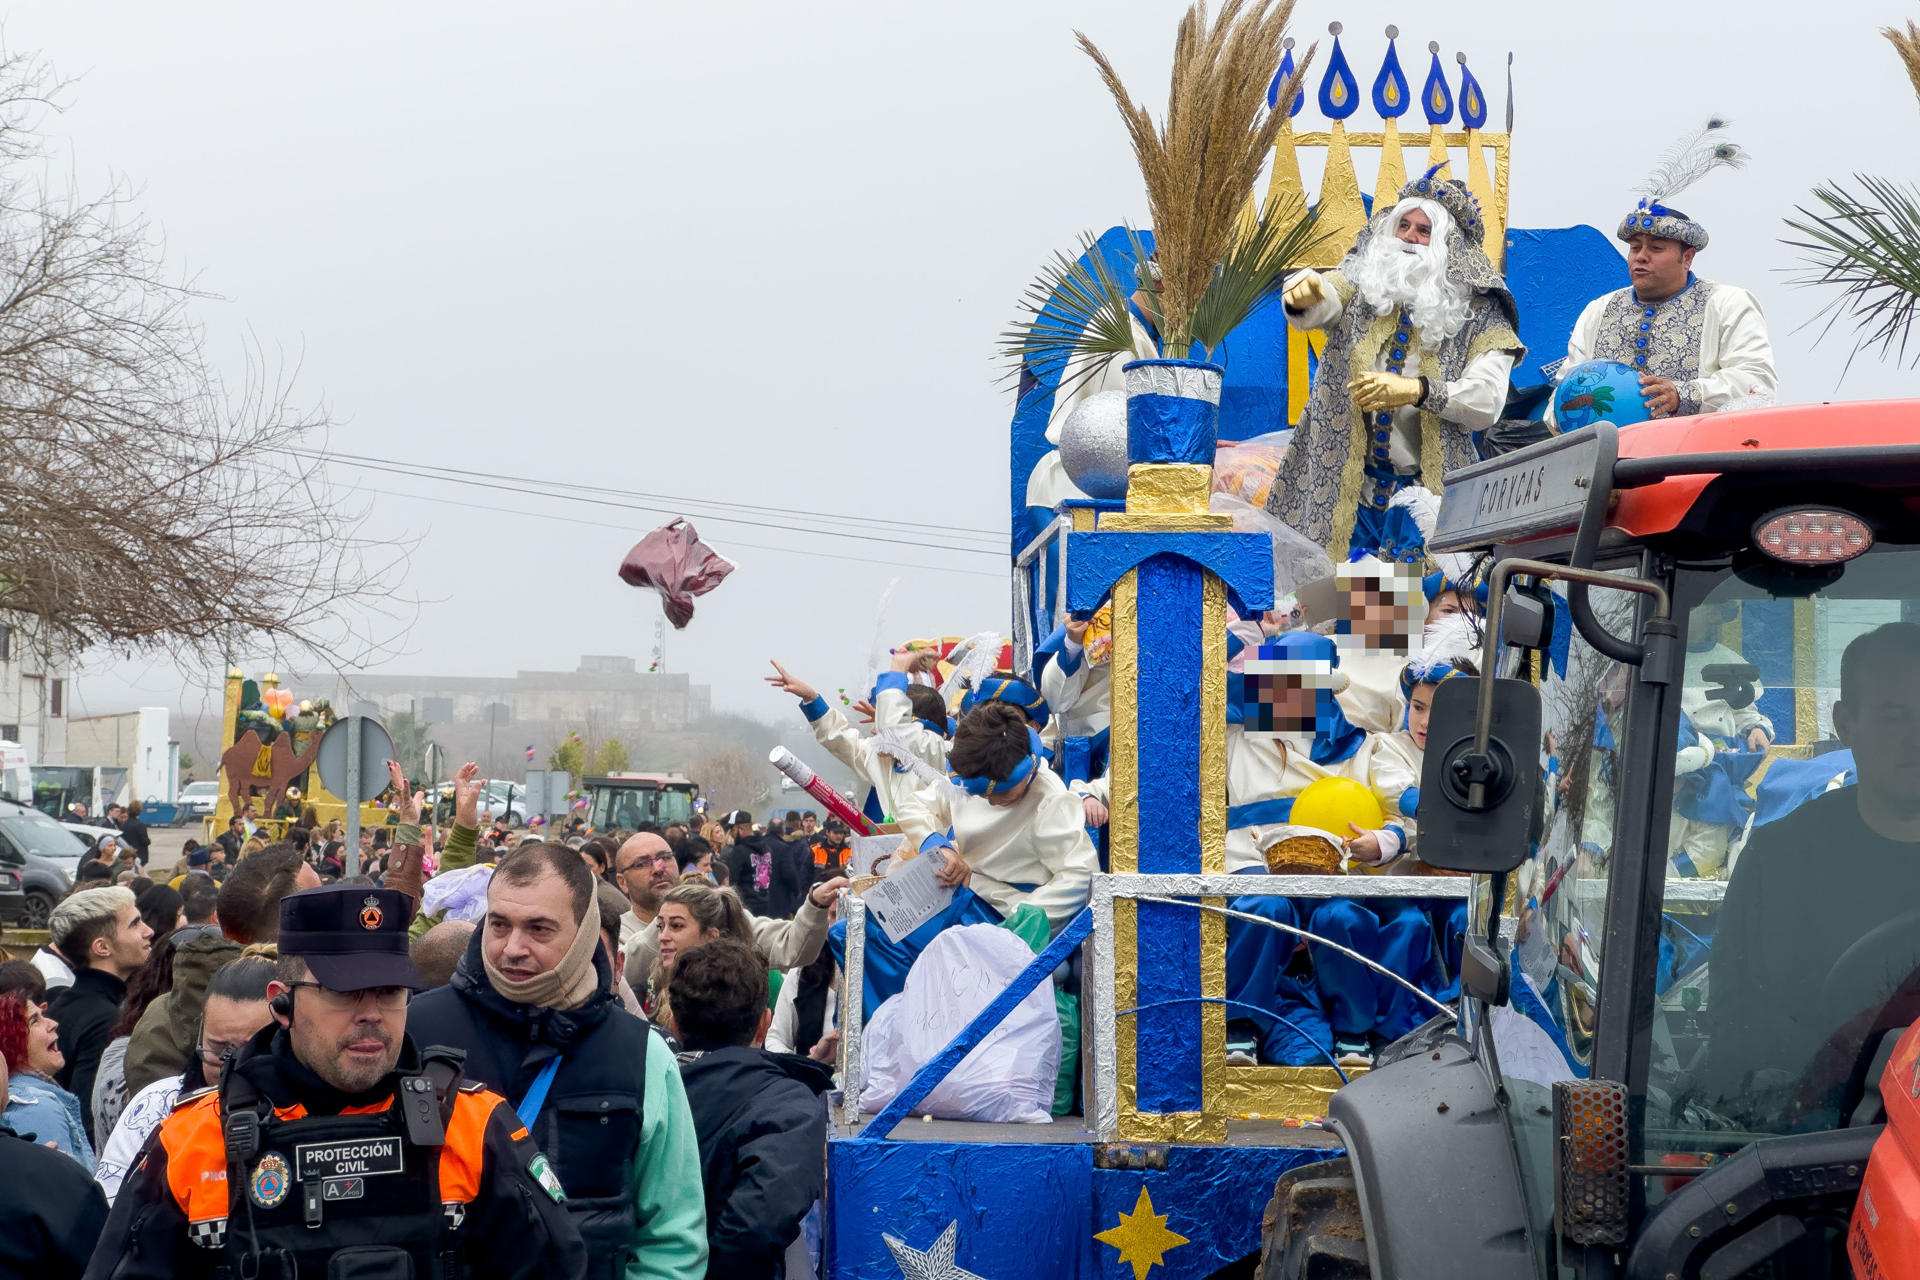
[1552,360,1651,433]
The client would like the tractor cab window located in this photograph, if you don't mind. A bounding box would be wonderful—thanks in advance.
[1647,547,1920,1162]
[1484,568,1651,1076]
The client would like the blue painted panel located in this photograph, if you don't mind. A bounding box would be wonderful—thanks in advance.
[828,1139,1094,1279]
[1088,1147,1340,1279]
[1504,226,1630,386]
[1135,896,1203,1112]
[1741,599,1799,743]
[1135,555,1205,873]
[1066,531,1276,615]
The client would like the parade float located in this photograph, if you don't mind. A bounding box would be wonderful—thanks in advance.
[819,2,1920,1273]
[827,13,1558,1277]
[207,669,387,841]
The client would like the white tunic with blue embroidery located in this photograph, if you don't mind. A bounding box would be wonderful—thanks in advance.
[1552,276,1776,424]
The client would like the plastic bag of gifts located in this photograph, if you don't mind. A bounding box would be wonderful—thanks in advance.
[858,923,1061,1124]
[1212,429,1291,507]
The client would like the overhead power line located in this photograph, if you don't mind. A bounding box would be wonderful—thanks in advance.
[359,483,1008,579]
[290,447,1009,549]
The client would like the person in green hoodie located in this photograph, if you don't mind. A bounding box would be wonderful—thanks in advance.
[408,802,708,1280]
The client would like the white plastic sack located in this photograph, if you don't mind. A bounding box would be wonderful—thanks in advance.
[858,923,1060,1124]
[420,863,494,924]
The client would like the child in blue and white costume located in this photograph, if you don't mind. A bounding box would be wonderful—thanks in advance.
[1371,654,1480,1003]
[766,651,951,826]
[828,703,1101,1020]
[1222,631,1427,1069]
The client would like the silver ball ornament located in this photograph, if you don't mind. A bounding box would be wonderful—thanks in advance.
[1057,388,1131,500]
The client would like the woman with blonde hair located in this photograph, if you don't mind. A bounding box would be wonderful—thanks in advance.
[648,882,755,1028]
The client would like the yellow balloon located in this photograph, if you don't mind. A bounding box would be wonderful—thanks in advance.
[1290,777,1385,836]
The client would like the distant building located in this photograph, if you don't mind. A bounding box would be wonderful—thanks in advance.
[66,708,178,805]
[0,615,70,764]
[288,655,713,738]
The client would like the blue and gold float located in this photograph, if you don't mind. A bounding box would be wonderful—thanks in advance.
[828,18,1640,1279]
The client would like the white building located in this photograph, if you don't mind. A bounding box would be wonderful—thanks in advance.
[67,708,178,805]
[0,616,70,764]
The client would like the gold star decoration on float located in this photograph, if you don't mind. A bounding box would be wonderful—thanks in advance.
[1095,1186,1190,1280]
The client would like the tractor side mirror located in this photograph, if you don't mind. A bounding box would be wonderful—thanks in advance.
[1417,676,1543,875]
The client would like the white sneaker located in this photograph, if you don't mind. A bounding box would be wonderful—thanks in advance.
[1226,1038,1258,1067]
[1334,1037,1374,1069]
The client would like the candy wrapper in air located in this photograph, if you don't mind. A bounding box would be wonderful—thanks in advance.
[421,863,494,924]
[1213,429,1292,507]
[618,518,737,628]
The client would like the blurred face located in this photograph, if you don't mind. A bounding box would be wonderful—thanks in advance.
[26,1003,63,1075]
[271,972,407,1094]
[199,995,272,1070]
[483,868,580,985]
[1625,233,1694,301]
[230,818,245,835]
[1408,686,1436,751]
[1394,207,1432,246]
[656,901,718,973]
[801,816,817,835]
[95,902,154,977]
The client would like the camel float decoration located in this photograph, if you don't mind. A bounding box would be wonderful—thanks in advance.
[220,726,323,818]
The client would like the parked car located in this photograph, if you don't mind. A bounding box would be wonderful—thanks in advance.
[479,782,530,827]
[179,780,220,818]
[0,801,87,928]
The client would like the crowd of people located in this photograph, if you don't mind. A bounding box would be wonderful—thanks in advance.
[0,757,867,1279]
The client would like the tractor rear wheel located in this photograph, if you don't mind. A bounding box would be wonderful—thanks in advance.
[1256,1156,1370,1279]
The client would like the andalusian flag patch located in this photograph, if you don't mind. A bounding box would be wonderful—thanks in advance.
[529,1153,566,1203]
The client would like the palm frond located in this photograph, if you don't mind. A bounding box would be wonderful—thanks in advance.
[1188,193,1329,358]
[998,227,1152,408]
[1783,174,1920,370]
[1076,1,1310,356]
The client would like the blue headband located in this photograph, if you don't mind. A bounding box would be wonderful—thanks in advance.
[961,676,1051,731]
[1399,658,1469,700]
[951,727,1045,797]
[1422,570,1489,607]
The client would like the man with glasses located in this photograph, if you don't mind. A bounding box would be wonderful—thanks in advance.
[88,884,585,1280]
[615,832,679,952]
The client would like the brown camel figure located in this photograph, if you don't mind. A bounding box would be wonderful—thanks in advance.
[220,728,324,818]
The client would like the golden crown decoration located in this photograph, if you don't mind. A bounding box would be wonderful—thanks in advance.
[1251,23,1511,271]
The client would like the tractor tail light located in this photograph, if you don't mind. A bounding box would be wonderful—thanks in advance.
[1753,508,1872,566]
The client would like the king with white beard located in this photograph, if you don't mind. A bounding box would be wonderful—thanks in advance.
[1267,169,1524,561]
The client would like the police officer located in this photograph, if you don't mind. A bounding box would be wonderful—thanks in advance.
[85,885,587,1280]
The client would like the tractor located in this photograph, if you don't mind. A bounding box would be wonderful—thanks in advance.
[1258,402,1920,1278]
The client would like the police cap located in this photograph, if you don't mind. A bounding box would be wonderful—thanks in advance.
[277,884,424,991]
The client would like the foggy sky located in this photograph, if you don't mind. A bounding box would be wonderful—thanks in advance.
[20,0,1915,740]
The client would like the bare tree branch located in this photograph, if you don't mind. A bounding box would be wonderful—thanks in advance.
[0,51,413,673]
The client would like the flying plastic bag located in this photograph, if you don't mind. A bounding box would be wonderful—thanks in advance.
[420,863,493,924]
[859,923,1060,1124]
[1213,429,1292,507]
[618,518,737,628]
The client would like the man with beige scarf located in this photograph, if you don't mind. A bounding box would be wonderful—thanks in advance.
[409,842,708,1280]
